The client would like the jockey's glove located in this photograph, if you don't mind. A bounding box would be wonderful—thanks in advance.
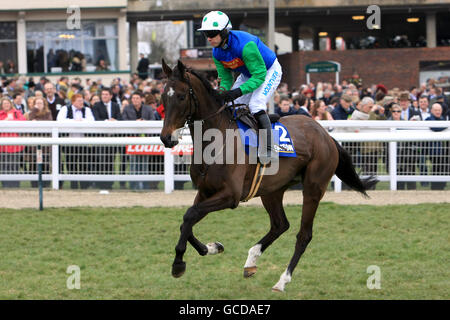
[219,88,242,103]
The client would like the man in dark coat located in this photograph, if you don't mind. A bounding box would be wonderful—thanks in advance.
[137,53,150,80]
[92,88,123,189]
[92,88,122,121]
[331,94,355,120]
[123,91,157,190]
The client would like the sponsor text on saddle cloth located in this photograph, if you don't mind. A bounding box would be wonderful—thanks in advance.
[236,119,297,157]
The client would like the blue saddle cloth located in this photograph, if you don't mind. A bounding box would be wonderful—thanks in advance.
[236,119,297,157]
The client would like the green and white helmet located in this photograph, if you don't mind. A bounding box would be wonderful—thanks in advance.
[197,11,232,31]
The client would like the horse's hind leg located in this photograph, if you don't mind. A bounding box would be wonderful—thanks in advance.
[243,189,290,278]
[272,162,330,292]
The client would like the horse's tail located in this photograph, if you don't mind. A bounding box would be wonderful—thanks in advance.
[332,138,379,198]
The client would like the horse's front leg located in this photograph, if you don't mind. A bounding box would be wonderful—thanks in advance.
[172,190,239,278]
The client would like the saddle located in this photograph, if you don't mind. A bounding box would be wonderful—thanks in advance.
[232,106,280,131]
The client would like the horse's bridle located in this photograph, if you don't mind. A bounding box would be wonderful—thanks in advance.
[184,73,240,126]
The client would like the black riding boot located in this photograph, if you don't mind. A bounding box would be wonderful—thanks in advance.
[254,110,276,164]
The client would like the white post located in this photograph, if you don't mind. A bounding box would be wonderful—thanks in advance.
[389,128,397,190]
[306,73,310,84]
[335,72,339,85]
[51,128,59,190]
[164,148,174,193]
[334,140,342,192]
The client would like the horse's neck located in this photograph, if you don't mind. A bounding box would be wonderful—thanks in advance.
[188,94,236,163]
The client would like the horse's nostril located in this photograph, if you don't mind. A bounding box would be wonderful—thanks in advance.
[161,135,178,148]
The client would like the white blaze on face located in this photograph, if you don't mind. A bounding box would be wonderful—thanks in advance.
[167,86,175,97]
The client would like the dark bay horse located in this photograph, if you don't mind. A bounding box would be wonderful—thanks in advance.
[160,60,377,292]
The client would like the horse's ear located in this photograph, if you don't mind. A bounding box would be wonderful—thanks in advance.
[162,59,172,78]
[177,60,186,80]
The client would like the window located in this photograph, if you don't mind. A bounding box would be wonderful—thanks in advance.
[0,22,18,74]
[26,20,118,73]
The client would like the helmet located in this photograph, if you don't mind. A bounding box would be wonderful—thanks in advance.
[197,11,232,31]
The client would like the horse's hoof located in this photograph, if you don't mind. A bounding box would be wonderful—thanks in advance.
[271,287,284,293]
[206,242,224,255]
[243,266,257,278]
[216,242,224,253]
[172,262,186,278]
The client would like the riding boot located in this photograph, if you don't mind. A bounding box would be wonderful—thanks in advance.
[254,110,277,165]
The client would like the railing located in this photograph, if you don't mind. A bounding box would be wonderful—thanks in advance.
[0,120,449,193]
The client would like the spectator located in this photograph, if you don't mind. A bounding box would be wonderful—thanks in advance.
[398,91,421,120]
[387,104,402,120]
[350,97,384,181]
[275,97,296,117]
[331,94,354,120]
[295,95,312,117]
[57,93,95,189]
[24,97,52,187]
[425,103,448,190]
[311,100,333,120]
[96,59,109,71]
[5,60,16,74]
[35,76,48,92]
[89,94,100,107]
[92,87,123,190]
[292,94,305,114]
[321,89,333,105]
[145,93,160,120]
[0,97,26,188]
[418,95,430,121]
[123,91,156,190]
[27,96,36,113]
[92,88,122,121]
[44,82,65,120]
[111,84,123,107]
[137,53,150,80]
[396,92,421,190]
[12,92,25,114]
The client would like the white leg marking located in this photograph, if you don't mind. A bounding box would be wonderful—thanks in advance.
[244,244,262,268]
[272,269,292,292]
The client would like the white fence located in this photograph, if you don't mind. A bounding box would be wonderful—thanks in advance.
[0,120,449,193]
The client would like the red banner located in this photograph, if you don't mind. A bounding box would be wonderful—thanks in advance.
[126,144,193,155]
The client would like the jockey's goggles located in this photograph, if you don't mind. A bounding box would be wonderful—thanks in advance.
[203,30,221,38]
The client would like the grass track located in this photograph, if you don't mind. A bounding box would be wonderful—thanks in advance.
[0,203,448,299]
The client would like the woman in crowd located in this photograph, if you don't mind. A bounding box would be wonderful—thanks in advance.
[24,97,53,187]
[0,97,26,188]
[311,100,334,121]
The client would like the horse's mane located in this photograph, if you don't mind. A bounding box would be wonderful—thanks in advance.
[174,66,223,106]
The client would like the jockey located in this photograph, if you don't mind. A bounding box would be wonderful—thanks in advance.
[198,11,283,164]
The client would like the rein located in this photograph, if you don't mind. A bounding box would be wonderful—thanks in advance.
[184,73,245,126]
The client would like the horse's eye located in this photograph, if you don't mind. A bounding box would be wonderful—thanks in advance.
[178,95,186,101]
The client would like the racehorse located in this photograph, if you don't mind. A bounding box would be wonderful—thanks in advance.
[160,59,378,292]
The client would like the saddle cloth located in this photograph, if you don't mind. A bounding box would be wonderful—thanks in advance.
[235,118,297,158]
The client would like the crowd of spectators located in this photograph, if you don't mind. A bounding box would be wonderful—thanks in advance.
[269,76,449,190]
[0,73,167,190]
[0,71,449,190]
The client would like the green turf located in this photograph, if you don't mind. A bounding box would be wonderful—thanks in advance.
[0,203,448,299]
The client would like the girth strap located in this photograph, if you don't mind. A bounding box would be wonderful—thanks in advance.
[242,163,266,202]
